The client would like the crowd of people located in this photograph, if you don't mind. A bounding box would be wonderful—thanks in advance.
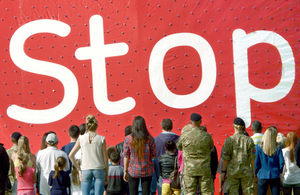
[1,113,300,195]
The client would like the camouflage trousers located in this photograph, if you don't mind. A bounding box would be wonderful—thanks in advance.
[226,175,254,195]
[182,174,214,195]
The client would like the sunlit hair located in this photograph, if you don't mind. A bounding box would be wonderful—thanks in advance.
[53,156,67,179]
[18,136,30,154]
[131,116,150,159]
[18,153,29,177]
[233,124,244,131]
[40,132,49,150]
[86,115,98,131]
[285,132,299,163]
[71,159,81,186]
[262,126,278,156]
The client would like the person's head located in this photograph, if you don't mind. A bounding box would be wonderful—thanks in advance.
[69,125,80,139]
[46,133,58,147]
[233,117,245,132]
[11,132,22,145]
[277,133,286,148]
[71,159,81,186]
[17,152,29,177]
[53,156,67,178]
[79,123,86,135]
[86,115,98,132]
[165,140,176,153]
[252,120,262,133]
[17,136,31,154]
[125,125,132,136]
[131,116,150,158]
[190,113,202,127]
[107,146,117,161]
[285,132,299,163]
[110,152,121,164]
[262,126,278,156]
[199,126,207,132]
[161,119,173,131]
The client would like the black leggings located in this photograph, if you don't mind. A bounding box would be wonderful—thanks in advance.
[128,174,152,195]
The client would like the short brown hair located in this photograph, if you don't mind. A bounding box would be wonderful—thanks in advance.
[161,119,173,131]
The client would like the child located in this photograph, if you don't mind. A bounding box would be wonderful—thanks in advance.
[15,153,36,195]
[107,146,118,166]
[106,152,127,195]
[48,156,70,195]
[159,140,181,195]
[70,159,82,195]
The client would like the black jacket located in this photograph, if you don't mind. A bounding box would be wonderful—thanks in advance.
[116,141,124,158]
[0,143,9,181]
[158,152,177,179]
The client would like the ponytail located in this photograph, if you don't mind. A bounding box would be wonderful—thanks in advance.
[53,156,67,179]
[18,153,29,177]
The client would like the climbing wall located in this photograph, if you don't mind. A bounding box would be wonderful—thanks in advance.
[0,0,299,160]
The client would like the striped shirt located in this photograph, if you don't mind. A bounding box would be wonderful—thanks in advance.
[251,133,264,145]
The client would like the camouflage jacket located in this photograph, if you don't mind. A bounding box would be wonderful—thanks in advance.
[177,127,213,176]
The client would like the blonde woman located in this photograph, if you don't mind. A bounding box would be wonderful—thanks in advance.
[11,136,36,195]
[255,126,284,195]
[69,115,108,195]
[282,132,300,195]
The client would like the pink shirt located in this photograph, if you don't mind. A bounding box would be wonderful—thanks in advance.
[178,151,183,173]
[15,166,35,195]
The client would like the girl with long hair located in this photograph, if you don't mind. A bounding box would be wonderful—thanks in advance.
[123,116,157,195]
[15,153,36,195]
[48,156,70,195]
[11,136,36,195]
[282,132,300,194]
[70,159,82,195]
[255,126,284,195]
[69,115,108,195]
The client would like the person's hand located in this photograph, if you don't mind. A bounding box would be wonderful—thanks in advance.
[123,171,128,182]
[221,172,226,182]
[219,187,223,195]
[105,176,108,186]
[79,170,83,182]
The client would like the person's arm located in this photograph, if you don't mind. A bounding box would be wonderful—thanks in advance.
[221,159,229,182]
[150,137,157,159]
[123,157,129,182]
[176,136,183,151]
[31,153,36,169]
[278,146,284,173]
[33,169,37,183]
[211,146,218,180]
[102,139,109,185]
[10,153,16,177]
[69,140,81,179]
[250,159,255,177]
[295,138,300,168]
[255,144,261,176]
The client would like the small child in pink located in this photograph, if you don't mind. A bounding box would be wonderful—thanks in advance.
[15,153,36,195]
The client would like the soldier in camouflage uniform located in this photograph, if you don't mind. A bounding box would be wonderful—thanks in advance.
[177,113,214,195]
[221,117,256,195]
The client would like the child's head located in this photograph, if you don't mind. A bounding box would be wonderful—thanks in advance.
[110,152,121,164]
[79,123,86,135]
[107,146,117,161]
[18,152,29,177]
[18,136,31,154]
[69,125,80,139]
[165,140,176,153]
[71,159,81,186]
[11,132,22,145]
[53,156,67,178]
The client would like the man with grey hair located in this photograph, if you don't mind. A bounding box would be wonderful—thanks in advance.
[36,133,69,195]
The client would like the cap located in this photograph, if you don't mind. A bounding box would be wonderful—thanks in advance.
[46,133,58,144]
[233,117,245,126]
[11,132,22,141]
[190,113,202,121]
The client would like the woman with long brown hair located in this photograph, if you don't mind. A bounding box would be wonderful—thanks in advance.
[282,132,300,195]
[123,116,157,195]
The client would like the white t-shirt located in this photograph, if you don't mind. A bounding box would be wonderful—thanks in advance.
[78,133,105,170]
[70,174,82,195]
[282,148,300,185]
[36,146,70,195]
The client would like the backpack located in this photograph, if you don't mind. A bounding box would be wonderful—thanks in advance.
[169,156,181,189]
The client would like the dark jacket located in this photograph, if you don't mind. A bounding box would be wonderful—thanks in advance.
[0,143,9,180]
[154,132,179,159]
[158,152,177,179]
[116,141,124,157]
[294,138,300,168]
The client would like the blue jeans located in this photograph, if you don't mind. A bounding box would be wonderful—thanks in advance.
[257,178,280,195]
[81,169,106,195]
